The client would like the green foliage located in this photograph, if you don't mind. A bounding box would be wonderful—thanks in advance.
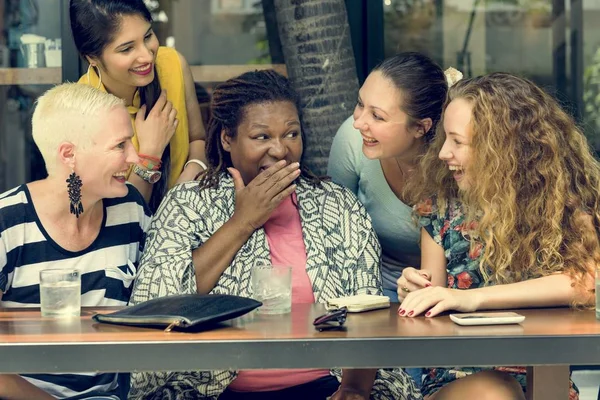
[249,39,271,65]
[248,0,272,64]
[583,47,600,149]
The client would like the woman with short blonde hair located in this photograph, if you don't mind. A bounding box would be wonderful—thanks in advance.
[0,83,151,399]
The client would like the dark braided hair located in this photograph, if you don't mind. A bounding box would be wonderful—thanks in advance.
[70,0,168,212]
[199,69,321,189]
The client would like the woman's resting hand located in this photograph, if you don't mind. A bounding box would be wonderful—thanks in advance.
[398,286,481,317]
[397,267,432,301]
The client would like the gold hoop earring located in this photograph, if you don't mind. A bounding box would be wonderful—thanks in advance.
[86,64,102,90]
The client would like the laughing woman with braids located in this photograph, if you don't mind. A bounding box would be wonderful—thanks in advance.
[128,70,421,400]
[71,0,206,212]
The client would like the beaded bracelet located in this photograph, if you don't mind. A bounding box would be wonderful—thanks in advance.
[138,153,162,163]
[138,153,162,171]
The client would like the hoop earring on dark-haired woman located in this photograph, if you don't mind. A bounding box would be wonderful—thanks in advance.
[86,64,102,89]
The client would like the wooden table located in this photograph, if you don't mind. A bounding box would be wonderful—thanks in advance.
[1,304,599,400]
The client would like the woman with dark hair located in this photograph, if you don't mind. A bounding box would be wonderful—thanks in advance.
[327,52,451,303]
[128,70,421,400]
[70,0,206,212]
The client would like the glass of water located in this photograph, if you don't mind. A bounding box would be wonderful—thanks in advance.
[39,269,81,318]
[251,264,292,315]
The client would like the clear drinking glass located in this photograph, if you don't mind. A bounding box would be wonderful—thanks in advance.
[251,264,292,315]
[39,269,81,317]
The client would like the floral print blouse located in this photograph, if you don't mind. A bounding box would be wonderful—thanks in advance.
[417,197,484,290]
[415,197,579,400]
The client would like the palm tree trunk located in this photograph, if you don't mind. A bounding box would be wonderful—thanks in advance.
[273,0,359,176]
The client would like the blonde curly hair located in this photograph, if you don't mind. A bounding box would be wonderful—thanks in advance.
[407,73,600,304]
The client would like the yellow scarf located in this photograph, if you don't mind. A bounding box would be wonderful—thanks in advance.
[77,46,190,188]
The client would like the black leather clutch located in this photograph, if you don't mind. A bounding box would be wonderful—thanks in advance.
[93,294,262,332]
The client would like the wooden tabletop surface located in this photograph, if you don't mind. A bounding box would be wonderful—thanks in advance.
[1,304,600,373]
[1,304,599,343]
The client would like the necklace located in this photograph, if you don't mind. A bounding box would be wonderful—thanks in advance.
[395,157,414,181]
[389,158,416,205]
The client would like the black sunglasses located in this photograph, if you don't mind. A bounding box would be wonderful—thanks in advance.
[313,307,348,332]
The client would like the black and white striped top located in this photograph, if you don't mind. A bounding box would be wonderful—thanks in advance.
[0,183,151,399]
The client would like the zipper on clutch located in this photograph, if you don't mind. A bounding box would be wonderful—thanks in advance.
[164,319,184,332]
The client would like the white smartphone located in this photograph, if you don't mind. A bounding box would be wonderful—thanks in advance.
[449,312,526,326]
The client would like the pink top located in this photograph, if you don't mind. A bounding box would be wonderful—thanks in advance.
[228,194,331,392]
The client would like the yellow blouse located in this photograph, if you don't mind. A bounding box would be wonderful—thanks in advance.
[78,46,189,188]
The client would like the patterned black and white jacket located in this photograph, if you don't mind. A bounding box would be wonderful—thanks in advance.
[128,175,422,400]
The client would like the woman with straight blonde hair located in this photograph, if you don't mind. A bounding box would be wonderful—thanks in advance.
[397,72,598,399]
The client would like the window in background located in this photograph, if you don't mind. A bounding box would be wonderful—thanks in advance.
[163,0,279,84]
[147,0,284,126]
[583,0,600,153]
[383,0,441,65]
[0,0,62,192]
[383,1,555,82]
[383,0,599,153]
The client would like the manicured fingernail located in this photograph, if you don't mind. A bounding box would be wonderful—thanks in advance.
[398,309,405,316]
[425,283,432,287]
[407,311,414,317]
[425,311,431,317]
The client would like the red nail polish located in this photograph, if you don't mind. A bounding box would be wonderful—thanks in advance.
[425,283,432,287]
[399,309,406,316]
[407,311,414,317]
[425,311,431,317]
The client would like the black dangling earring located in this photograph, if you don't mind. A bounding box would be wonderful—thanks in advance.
[66,171,83,218]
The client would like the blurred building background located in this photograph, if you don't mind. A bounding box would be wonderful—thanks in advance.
[0,0,597,190]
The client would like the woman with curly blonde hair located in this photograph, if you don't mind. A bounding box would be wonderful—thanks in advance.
[396,72,599,399]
